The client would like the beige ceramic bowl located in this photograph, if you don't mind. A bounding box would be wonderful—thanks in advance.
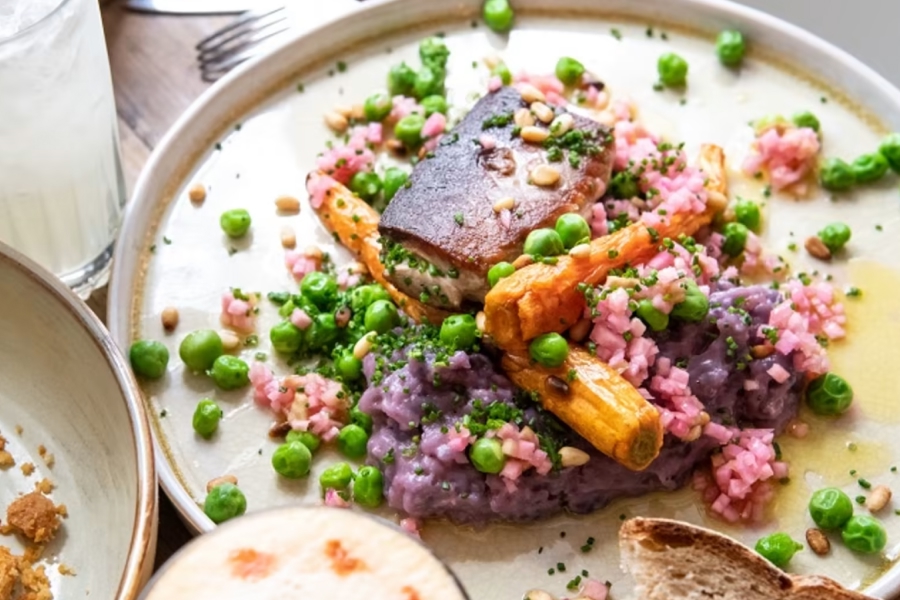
[0,242,157,598]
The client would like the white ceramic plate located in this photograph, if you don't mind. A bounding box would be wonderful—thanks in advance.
[0,242,157,599]
[109,1,900,597]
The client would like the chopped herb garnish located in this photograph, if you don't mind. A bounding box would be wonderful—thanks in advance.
[454,213,464,226]
[610,28,622,40]
[859,478,872,489]
[845,286,862,297]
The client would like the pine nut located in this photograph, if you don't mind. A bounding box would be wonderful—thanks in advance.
[520,126,550,144]
[334,105,354,118]
[518,83,546,104]
[219,330,240,352]
[559,446,591,468]
[493,197,515,213]
[568,318,592,343]
[476,311,486,333]
[281,226,297,249]
[512,254,534,269]
[550,113,575,137]
[161,307,179,332]
[324,111,349,133]
[568,243,591,258]
[187,183,206,203]
[530,165,561,187]
[514,107,535,128]
[349,261,369,276]
[304,245,324,260]
[483,55,500,70]
[684,425,702,442]
[805,236,832,260]
[353,332,375,359]
[595,110,616,127]
[350,103,366,121]
[867,485,892,512]
[530,102,554,123]
[206,475,238,493]
[524,591,553,600]
[706,190,728,212]
[806,528,831,556]
[698,411,711,426]
[274,195,301,214]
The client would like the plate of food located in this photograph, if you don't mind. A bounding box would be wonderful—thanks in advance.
[0,242,157,599]
[108,0,900,597]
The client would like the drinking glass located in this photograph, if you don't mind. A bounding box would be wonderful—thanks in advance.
[0,0,126,298]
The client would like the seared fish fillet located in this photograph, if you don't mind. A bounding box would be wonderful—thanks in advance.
[378,86,615,310]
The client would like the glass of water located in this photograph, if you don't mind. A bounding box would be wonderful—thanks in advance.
[0,0,126,298]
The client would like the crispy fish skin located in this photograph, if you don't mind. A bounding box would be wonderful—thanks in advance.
[308,173,451,325]
[485,144,728,348]
[378,86,615,309]
[502,345,663,471]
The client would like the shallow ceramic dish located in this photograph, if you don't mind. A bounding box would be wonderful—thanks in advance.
[0,242,157,598]
[109,0,900,597]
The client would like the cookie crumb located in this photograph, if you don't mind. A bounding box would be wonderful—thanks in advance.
[6,492,61,544]
[34,479,54,495]
[20,462,35,477]
[55,504,68,519]
[58,563,76,576]
[0,451,14,469]
[14,426,22,436]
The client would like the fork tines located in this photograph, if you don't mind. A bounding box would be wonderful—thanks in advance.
[196,6,288,82]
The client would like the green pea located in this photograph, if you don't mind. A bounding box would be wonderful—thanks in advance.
[529,333,569,368]
[219,208,251,238]
[555,56,586,86]
[394,114,426,148]
[192,398,223,439]
[555,213,591,249]
[349,171,382,203]
[351,406,374,435]
[734,198,761,232]
[715,29,745,67]
[806,372,853,416]
[842,515,887,554]
[307,313,339,352]
[349,284,392,313]
[808,487,854,530]
[819,157,856,191]
[523,228,565,257]
[440,314,479,351]
[851,152,890,184]
[335,351,364,382]
[657,52,689,87]
[129,340,169,380]
[421,95,448,117]
[721,222,749,257]
[608,170,640,199]
[878,132,900,174]
[319,462,353,492]
[363,92,393,122]
[492,61,512,85]
[635,299,669,332]
[487,262,516,288]
[269,321,305,355]
[387,62,416,97]
[337,424,369,459]
[670,280,709,322]
[482,0,514,32]
[286,430,321,454]
[364,299,400,334]
[353,465,384,507]
[179,330,224,372]
[754,533,803,568]
[413,66,445,100]
[208,355,250,390]
[791,110,820,132]
[382,167,410,203]
[817,222,852,254]
[469,437,506,474]
[203,482,246,524]
[272,441,312,479]
[419,37,450,71]
[300,271,339,311]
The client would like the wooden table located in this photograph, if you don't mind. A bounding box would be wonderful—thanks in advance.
[96,1,234,570]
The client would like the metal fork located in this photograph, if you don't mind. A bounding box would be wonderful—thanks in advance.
[196,6,290,82]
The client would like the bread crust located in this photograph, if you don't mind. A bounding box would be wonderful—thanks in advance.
[619,518,874,600]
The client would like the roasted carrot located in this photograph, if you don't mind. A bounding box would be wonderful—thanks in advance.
[502,345,663,471]
[308,173,452,325]
[484,144,728,349]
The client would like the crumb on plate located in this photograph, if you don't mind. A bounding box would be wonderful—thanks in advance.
[6,492,61,544]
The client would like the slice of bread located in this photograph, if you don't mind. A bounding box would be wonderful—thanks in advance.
[619,518,874,600]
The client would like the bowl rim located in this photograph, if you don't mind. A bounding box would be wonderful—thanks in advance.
[0,240,158,599]
[108,0,900,595]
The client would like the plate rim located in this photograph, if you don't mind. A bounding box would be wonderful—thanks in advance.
[108,0,900,595]
[0,240,158,599]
